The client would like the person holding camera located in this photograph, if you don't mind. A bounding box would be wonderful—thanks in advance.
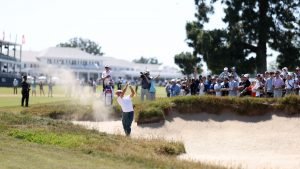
[140,71,151,101]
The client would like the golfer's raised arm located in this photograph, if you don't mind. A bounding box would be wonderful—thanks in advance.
[121,83,129,98]
[129,85,135,97]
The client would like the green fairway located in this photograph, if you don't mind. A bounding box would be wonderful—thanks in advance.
[0,85,167,105]
[0,95,71,107]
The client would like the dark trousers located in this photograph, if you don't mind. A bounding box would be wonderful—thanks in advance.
[13,87,17,94]
[122,111,134,136]
[21,93,29,107]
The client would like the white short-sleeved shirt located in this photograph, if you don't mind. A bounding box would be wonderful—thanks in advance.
[199,83,205,95]
[214,83,222,96]
[117,95,134,112]
[285,79,296,89]
[102,70,112,85]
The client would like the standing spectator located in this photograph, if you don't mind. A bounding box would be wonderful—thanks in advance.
[39,81,45,96]
[149,74,160,100]
[204,75,212,94]
[101,65,112,91]
[231,67,240,82]
[21,76,30,107]
[214,78,223,96]
[273,71,285,98]
[198,77,205,96]
[48,78,53,97]
[252,74,264,97]
[115,83,135,136]
[221,77,230,96]
[13,78,18,95]
[180,80,188,96]
[219,67,230,80]
[228,74,239,96]
[170,79,181,97]
[285,73,296,96]
[190,78,198,95]
[117,77,122,90]
[264,72,274,97]
[238,74,251,96]
[92,80,97,93]
[208,77,217,95]
[140,71,151,101]
[281,67,288,81]
[31,77,37,96]
[165,80,171,97]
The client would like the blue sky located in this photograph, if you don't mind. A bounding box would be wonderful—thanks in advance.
[0,0,228,67]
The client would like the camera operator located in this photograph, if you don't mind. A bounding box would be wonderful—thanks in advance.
[140,71,151,101]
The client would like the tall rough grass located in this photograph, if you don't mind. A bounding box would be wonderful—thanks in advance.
[134,95,300,122]
[0,112,228,169]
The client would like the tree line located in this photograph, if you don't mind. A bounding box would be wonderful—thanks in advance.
[176,0,300,76]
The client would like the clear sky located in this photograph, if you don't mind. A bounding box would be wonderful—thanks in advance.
[0,0,229,68]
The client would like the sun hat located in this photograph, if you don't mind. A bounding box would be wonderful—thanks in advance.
[115,90,122,95]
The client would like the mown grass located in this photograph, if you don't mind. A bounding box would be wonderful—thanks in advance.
[0,86,230,169]
[4,87,299,168]
[0,112,228,169]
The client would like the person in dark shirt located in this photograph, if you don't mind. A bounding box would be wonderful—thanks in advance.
[239,74,251,96]
[204,75,212,94]
[190,78,198,95]
[117,77,122,90]
[21,75,30,107]
[140,71,151,101]
[221,77,229,96]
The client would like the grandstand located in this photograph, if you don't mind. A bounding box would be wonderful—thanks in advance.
[0,40,22,87]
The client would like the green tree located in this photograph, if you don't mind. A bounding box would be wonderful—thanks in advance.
[57,37,104,56]
[188,0,300,73]
[186,23,256,74]
[133,57,161,65]
[276,31,300,70]
[174,52,201,76]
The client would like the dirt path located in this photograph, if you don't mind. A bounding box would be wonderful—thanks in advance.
[73,113,300,169]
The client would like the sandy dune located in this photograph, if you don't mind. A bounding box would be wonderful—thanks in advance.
[73,112,300,169]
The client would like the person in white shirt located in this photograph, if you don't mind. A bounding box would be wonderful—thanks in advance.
[252,74,263,97]
[101,65,112,91]
[116,83,135,136]
[219,67,230,81]
[13,78,18,95]
[231,67,240,82]
[228,74,238,96]
[285,73,296,96]
[273,71,285,98]
[214,78,222,96]
[198,78,205,96]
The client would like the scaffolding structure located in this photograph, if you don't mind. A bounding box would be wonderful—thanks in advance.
[0,39,22,86]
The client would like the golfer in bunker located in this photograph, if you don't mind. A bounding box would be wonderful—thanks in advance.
[115,83,135,136]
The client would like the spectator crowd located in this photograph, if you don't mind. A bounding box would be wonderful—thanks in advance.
[165,66,300,98]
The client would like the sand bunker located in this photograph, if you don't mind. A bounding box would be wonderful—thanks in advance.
[73,112,300,169]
